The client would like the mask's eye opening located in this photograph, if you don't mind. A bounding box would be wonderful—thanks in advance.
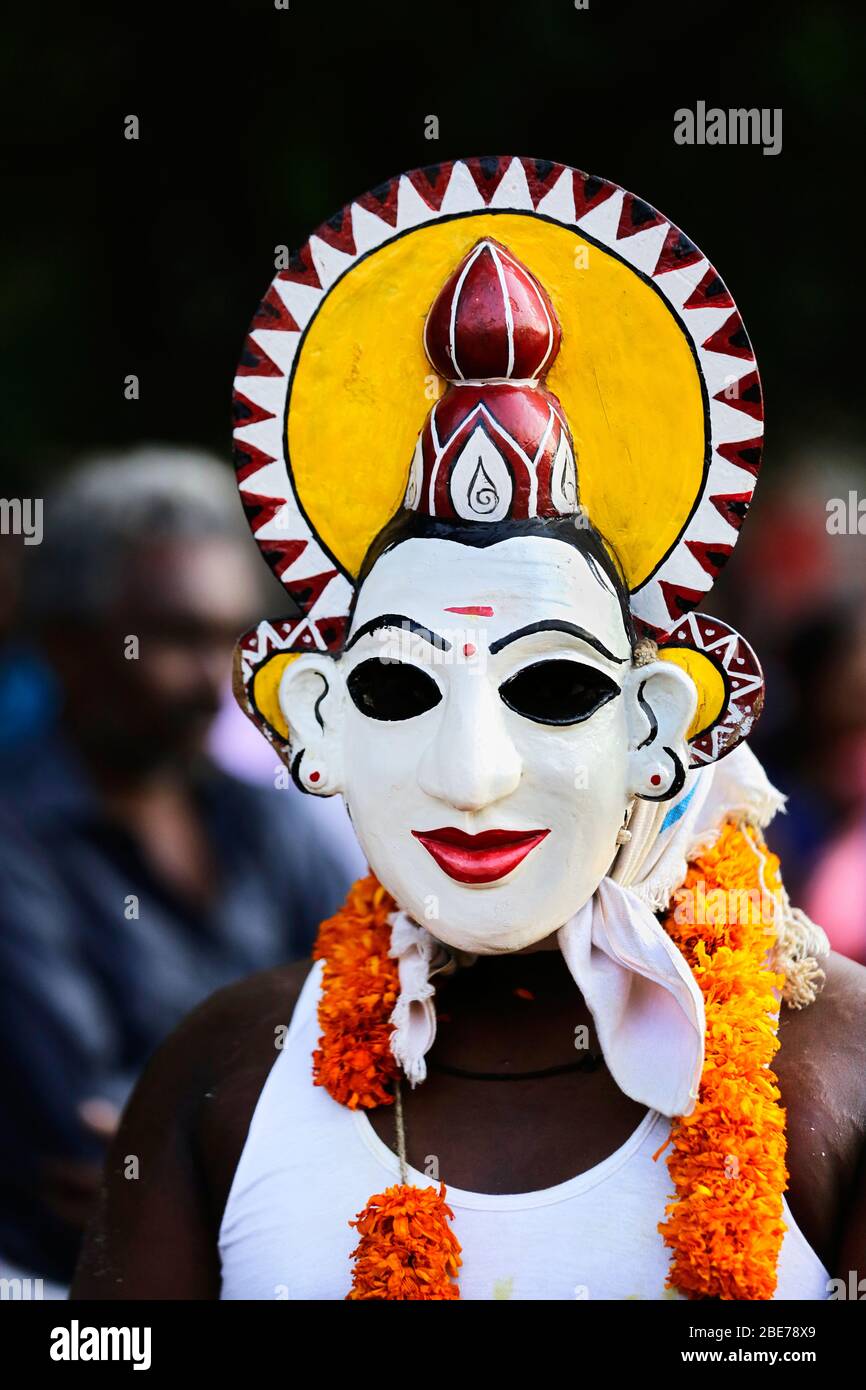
[499,658,619,726]
[347,658,442,722]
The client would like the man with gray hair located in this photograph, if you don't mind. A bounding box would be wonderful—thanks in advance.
[0,445,356,1286]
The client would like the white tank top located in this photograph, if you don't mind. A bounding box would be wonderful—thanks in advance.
[219,959,831,1301]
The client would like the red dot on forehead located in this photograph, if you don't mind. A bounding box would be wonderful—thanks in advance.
[463,643,476,657]
[444,605,494,616]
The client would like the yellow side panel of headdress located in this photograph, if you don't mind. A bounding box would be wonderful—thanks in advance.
[287,212,705,591]
[252,651,298,741]
[657,645,727,741]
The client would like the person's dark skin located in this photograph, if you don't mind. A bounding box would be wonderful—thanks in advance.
[70,938,866,1299]
[37,534,261,1236]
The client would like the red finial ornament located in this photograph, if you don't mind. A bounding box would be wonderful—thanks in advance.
[403,240,578,524]
[423,239,562,383]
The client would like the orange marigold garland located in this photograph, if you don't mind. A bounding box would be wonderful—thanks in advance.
[346,1182,462,1300]
[312,874,463,1298]
[657,820,789,1300]
[313,827,793,1300]
[312,873,401,1110]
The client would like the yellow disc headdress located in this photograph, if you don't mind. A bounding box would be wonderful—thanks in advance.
[232,156,765,766]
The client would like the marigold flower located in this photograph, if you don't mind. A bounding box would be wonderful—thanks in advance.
[347,1183,462,1300]
[658,821,789,1300]
[313,823,790,1300]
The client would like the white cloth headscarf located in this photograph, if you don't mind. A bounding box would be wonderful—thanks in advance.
[387,743,787,1118]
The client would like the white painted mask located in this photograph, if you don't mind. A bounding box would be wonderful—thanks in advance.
[278,531,697,954]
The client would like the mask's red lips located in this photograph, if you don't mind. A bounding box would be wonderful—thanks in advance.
[411,826,550,884]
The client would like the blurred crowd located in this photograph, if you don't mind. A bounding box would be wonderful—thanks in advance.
[717,446,866,961]
[0,447,365,1293]
[0,441,864,1293]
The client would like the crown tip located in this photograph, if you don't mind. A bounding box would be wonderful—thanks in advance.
[424,239,562,384]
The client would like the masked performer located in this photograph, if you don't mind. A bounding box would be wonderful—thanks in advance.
[72,157,866,1301]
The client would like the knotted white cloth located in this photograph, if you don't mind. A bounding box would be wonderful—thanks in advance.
[556,878,704,1116]
[387,743,786,1118]
[388,912,451,1086]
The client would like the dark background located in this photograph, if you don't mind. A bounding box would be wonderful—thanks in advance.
[2,0,864,488]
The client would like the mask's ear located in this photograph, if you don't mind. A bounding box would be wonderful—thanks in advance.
[278,652,346,797]
[623,660,697,802]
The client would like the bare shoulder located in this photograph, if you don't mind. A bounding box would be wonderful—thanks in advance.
[174,957,315,1069]
[190,959,319,1213]
[775,951,866,1270]
[777,950,866,1088]
[71,960,317,1298]
[159,958,319,1224]
[120,957,316,1122]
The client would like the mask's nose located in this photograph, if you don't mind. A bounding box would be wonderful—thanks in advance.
[417,668,522,813]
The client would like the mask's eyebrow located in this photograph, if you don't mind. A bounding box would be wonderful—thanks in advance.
[345,612,452,653]
[489,619,629,664]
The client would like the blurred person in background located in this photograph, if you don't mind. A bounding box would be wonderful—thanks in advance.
[0,535,59,748]
[760,602,866,878]
[762,600,866,964]
[0,446,361,1288]
[805,817,866,966]
[716,451,866,962]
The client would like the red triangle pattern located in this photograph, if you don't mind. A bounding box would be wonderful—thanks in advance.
[634,614,668,643]
[236,335,283,379]
[357,178,401,228]
[522,159,569,208]
[257,539,309,579]
[407,162,457,212]
[685,537,733,577]
[284,625,319,651]
[276,241,322,289]
[710,492,752,531]
[380,159,616,225]
[716,437,763,477]
[283,568,338,611]
[653,224,703,276]
[466,156,512,202]
[233,439,276,485]
[683,266,734,311]
[713,371,763,420]
[313,205,358,257]
[241,491,286,533]
[701,310,754,361]
[660,578,705,621]
[251,284,300,334]
[315,615,348,651]
[617,192,666,241]
[232,389,276,429]
[572,172,616,221]
[243,619,302,659]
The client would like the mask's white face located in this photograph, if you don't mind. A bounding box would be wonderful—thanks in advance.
[279,535,697,954]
